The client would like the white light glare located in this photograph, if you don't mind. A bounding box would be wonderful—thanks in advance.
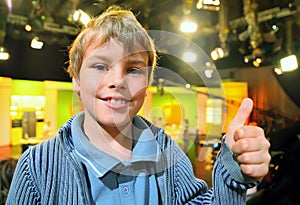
[274,67,283,75]
[280,55,298,72]
[211,48,224,60]
[271,24,279,34]
[203,0,220,6]
[182,51,197,62]
[180,21,198,33]
[185,84,191,89]
[196,0,220,10]
[204,69,213,78]
[73,9,91,25]
[0,46,10,60]
[6,0,13,12]
[31,37,44,49]
[211,46,229,61]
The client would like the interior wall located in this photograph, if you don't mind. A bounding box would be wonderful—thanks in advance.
[221,67,300,123]
[0,77,12,146]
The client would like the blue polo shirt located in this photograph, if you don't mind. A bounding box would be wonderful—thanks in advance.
[71,112,162,205]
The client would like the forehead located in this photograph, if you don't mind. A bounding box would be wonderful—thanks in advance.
[85,38,149,63]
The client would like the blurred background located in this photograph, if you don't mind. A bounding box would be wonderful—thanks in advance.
[0,0,300,204]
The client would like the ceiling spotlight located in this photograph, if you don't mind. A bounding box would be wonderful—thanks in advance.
[280,54,298,72]
[244,55,263,65]
[210,45,229,60]
[273,67,283,75]
[69,9,91,26]
[271,24,279,34]
[244,47,265,63]
[196,0,220,11]
[30,36,44,49]
[26,16,45,32]
[252,57,263,67]
[24,24,32,32]
[0,46,10,60]
[180,20,198,33]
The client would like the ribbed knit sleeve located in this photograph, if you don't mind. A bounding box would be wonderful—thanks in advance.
[6,135,90,205]
[209,140,259,205]
[5,149,41,205]
[165,138,210,205]
[168,137,259,205]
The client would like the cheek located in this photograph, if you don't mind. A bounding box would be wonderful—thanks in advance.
[129,80,147,98]
[80,71,105,91]
[79,78,102,105]
[130,86,147,111]
[81,80,98,95]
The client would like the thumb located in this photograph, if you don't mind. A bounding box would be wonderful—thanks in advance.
[226,98,253,145]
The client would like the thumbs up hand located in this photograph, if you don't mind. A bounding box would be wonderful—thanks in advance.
[225,98,271,179]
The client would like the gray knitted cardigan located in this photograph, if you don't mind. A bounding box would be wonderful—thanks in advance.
[6,116,257,205]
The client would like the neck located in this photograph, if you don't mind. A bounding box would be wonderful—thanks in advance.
[83,113,133,161]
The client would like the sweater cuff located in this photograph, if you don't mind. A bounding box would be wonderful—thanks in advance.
[218,136,259,185]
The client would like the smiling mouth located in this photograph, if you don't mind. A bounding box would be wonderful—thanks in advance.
[101,97,131,105]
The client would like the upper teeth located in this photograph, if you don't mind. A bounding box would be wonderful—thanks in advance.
[110,99,126,104]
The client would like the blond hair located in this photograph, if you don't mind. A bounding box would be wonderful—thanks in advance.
[67,5,157,84]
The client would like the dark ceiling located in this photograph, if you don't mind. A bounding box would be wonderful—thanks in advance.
[0,0,300,86]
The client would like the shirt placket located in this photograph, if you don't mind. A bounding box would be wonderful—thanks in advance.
[118,175,135,205]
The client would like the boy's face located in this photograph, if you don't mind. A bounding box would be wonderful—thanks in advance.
[73,38,149,133]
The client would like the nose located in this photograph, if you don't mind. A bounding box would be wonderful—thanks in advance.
[107,67,126,89]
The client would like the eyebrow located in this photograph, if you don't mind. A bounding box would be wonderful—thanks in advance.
[87,54,111,63]
[86,51,148,67]
[126,58,147,66]
[125,53,148,65]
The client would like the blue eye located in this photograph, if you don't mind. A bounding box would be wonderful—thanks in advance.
[128,67,142,74]
[94,64,108,71]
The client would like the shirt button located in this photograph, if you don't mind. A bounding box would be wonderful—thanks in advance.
[122,186,129,194]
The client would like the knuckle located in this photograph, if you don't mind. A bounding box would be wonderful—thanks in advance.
[266,153,271,163]
[258,126,264,134]
[262,164,269,176]
[266,140,271,149]
[241,165,253,176]
[240,139,249,150]
[240,153,251,163]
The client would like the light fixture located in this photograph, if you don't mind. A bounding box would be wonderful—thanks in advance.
[244,47,265,64]
[252,57,263,68]
[273,67,283,75]
[180,20,198,33]
[211,0,229,61]
[26,16,45,32]
[69,9,91,26]
[280,54,298,72]
[24,24,32,32]
[196,0,220,11]
[30,36,44,49]
[210,44,230,61]
[0,46,10,60]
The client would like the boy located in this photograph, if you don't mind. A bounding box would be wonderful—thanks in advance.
[6,6,270,205]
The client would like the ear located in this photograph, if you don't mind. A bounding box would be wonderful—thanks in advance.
[72,77,80,97]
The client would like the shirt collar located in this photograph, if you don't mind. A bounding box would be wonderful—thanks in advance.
[131,116,160,163]
[71,112,161,178]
